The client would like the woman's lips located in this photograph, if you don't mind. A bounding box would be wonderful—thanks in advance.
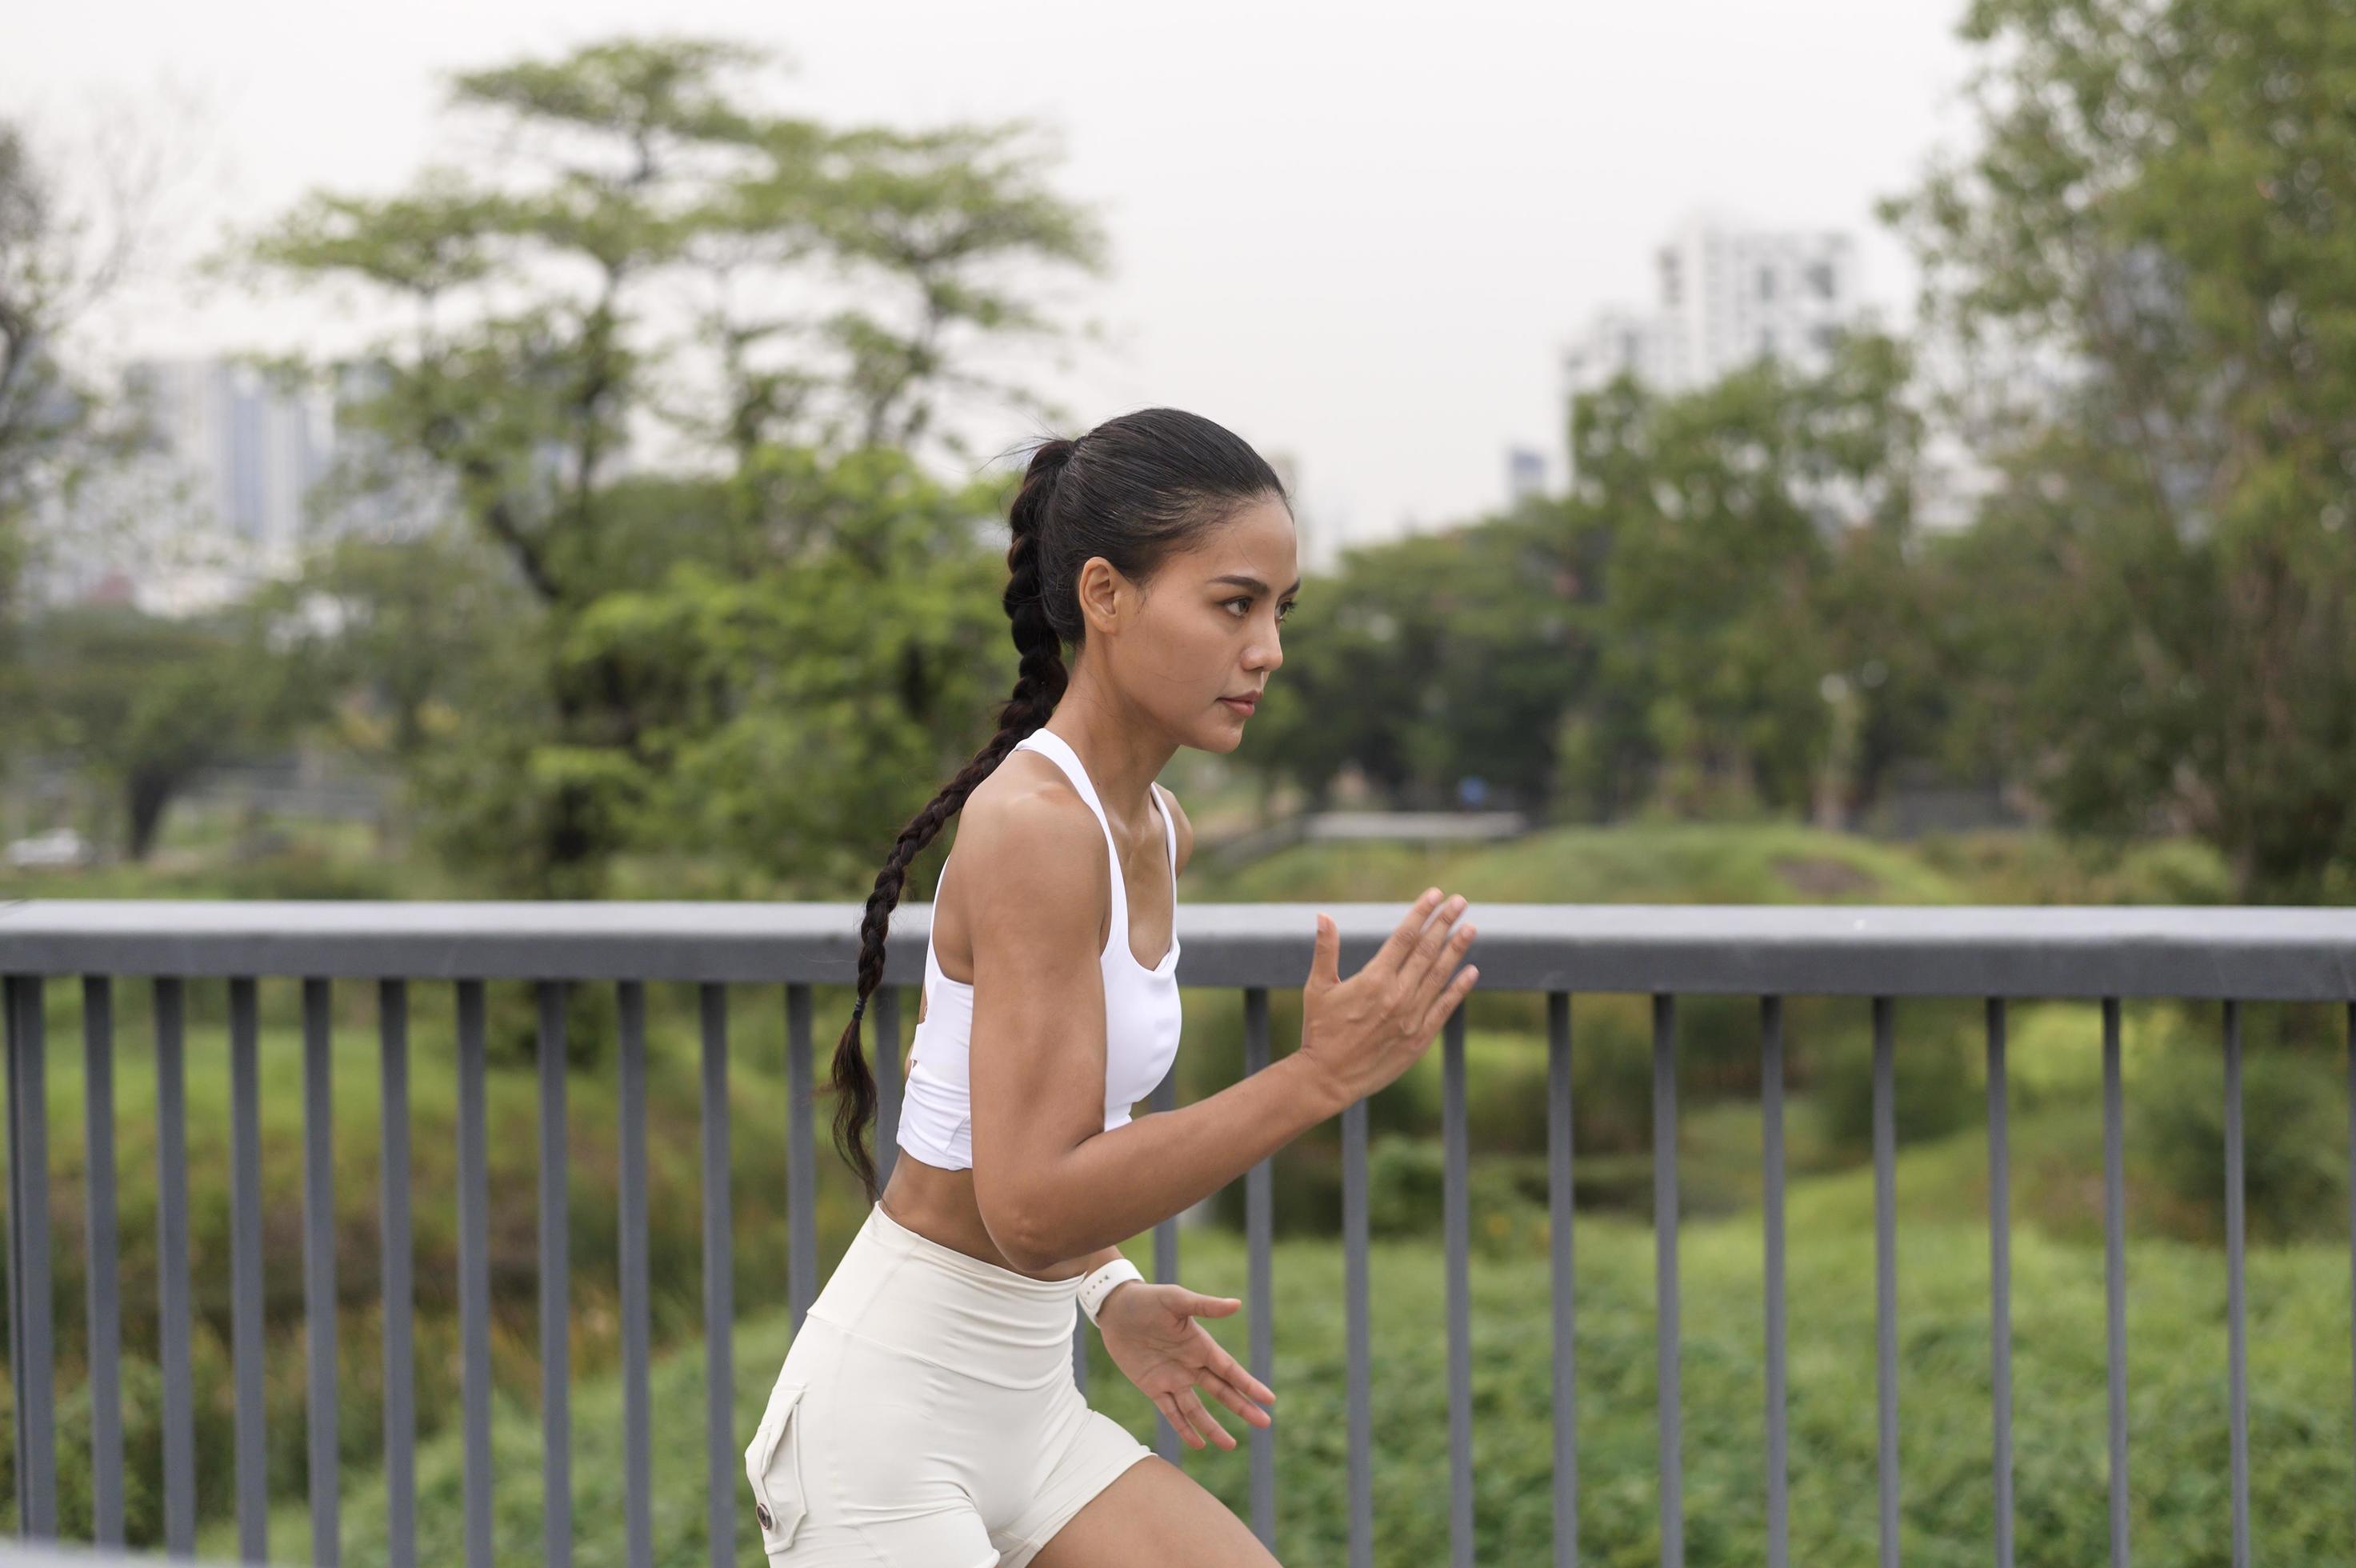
[1221,696,1257,714]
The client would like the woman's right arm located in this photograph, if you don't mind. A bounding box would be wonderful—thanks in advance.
[963,786,1475,1272]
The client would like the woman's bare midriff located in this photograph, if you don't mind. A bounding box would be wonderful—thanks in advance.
[878,1156,1091,1282]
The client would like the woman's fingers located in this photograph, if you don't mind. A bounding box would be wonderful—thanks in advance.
[1417,953,1481,1039]
[1177,1388,1234,1449]
[1154,1393,1203,1450]
[1198,1369,1274,1427]
[1202,1342,1275,1405]
[1404,904,1460,1002]
[1412,919,1479,1018]
[1369,888,1444,978]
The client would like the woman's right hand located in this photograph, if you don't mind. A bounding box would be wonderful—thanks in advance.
[1297,888,1479,1111]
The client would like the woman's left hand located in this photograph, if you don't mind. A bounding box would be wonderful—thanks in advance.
[1094,1281,1276,1450]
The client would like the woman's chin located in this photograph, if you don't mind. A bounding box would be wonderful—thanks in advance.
[1198,719,1247,752]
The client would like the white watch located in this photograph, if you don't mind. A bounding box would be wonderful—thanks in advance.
[1077,1258,1144,1325]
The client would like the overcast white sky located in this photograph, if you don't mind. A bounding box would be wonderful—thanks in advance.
[10,0,1982,557]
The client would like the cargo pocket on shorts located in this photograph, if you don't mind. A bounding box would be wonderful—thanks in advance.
[745,1381,810,1552]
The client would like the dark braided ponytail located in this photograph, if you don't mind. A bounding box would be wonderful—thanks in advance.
[829,407,1290,1203]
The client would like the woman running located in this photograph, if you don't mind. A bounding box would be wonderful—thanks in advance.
[745,406,1481,1566]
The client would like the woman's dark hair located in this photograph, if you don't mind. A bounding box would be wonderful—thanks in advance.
[829,406,1290,1203]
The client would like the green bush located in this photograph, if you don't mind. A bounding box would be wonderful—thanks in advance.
[1378,1014,1665,1158]
[2135,1044,2346,1243]
[1362,1133,1550,1258]
[1812,1026,1979,1155]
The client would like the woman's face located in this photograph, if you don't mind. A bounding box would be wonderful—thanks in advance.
[1094,494,1298,753]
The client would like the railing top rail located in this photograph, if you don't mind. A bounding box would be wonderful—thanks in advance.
[4,898,2353,999]
[0,1548,247,1566]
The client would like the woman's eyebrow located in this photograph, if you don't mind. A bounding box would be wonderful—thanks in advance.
[1209,574,1303,594]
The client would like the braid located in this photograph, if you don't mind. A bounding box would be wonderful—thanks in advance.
[827,436,1078,1203]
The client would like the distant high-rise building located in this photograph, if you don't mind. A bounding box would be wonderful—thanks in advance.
[123,355,336,570]
[1506,445,1548,506]
[31,355,338,614]
[1560,303,1684,406]
[33,350,641,614]
[1560,211,1887,526]
[1563,210,1862,409]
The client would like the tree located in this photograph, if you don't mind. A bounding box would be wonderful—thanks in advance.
[1560,329,1941,823]
[1880,0,2356,898]
[0,102,199,742]
[22,602,321,859]
[220,34,1110,894]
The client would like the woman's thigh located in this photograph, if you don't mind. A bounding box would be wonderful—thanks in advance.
[1026,1456,1279,1568]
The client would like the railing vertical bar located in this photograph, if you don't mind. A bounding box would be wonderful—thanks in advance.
[701,982,735,1568]
[1762,994,1787,1568]
[6,974,57,1538]
[1243,986,1275,1550]
[874,986,901,1194]
[537,980,570,1568]
[302,976,339,1568]
[378,980,414,1568]
[2103,996,2128,1567]
[2224,998,2249,1568]
[1654,992,1682,1568]
[1444,1004,1474,1568]
[2347,998,2355,1552]
[620,978,654,1568]
[1988,998,2014,1568]
[1873,994,1897,1568]
[82,975,124,1546]
[228,975,266,1565]
[786,985,816,1338]
[1342,1089,1372,1568]
[1151,1061,1182,1464]
[154,977,196,1559]
[1547,991,1576,1568]
[5,975,22,1535]
[455,979,493,1568]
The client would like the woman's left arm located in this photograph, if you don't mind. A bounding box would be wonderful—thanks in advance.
[1083,786,1272,1448]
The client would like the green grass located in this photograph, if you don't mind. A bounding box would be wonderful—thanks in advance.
[210,1122,2356,1566]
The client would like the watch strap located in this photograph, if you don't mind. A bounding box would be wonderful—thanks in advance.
[1077,1258,1144,1324]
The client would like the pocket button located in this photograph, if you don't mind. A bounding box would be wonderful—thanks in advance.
[746,1381,810,1550]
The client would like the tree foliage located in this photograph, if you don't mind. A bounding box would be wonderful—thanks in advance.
[1880,0,2356,897]
[225,34,1108,894]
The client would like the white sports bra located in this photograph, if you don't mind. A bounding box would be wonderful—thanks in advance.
[894,726,1185,1171]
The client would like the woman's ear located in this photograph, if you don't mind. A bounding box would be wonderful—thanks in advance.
[1073,554,1132,636]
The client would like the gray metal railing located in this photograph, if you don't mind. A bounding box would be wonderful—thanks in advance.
[1,899,2354,1566]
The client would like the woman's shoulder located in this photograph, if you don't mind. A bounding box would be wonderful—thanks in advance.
[961,751,1113,884]
[953,758,1114,973]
